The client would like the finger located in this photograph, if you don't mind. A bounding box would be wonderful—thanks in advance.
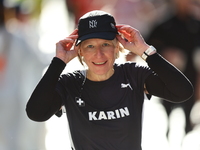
[117,26,133,40]
[117,25,136,35]
[64,36,77,44]
[67,35,78,42]
[116,34,127,46]
[118,31,132,43]
[69,29,78,36]
[118,28,132,36]
[58,38,74,51]
[66,43,73,50]
[66,33,78,48]
[116,24,126,29]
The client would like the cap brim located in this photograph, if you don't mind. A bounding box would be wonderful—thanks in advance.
[76,32,116,46]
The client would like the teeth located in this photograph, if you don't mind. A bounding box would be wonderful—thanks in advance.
[94,62,105,65]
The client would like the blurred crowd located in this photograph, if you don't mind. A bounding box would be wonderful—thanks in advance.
[0,0,200,150]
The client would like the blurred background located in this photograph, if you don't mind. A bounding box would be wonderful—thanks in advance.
[0,0,200,150]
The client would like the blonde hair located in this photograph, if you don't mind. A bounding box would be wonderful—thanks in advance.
[77,38,124,66]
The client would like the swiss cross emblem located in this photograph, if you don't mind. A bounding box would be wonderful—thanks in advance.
[75,97,85,107]
[89,20,97,28]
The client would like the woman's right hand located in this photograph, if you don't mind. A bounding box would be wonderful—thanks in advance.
[56,29,79,63]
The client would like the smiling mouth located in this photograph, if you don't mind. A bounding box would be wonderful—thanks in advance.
[93,61,107,65]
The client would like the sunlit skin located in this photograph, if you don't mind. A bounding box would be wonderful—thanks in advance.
[80,39,119,81]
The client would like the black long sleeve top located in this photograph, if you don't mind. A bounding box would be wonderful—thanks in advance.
[26,53,193,122]
[26,53,193,150]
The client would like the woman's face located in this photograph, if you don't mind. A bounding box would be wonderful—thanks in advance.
[80,38,119,80]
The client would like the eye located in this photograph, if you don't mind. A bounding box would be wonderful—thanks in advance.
[102,43,110,47]
[87,45,94,48]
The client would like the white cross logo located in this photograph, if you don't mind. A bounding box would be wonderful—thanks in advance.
[75,97,85,107]
[89,20,97,28]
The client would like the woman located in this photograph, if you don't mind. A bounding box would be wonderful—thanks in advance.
[26,10,193,150]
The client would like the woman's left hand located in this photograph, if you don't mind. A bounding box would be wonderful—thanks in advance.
[116,25,149,57]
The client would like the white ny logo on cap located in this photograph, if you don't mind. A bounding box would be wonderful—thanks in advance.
[89,20,97,28]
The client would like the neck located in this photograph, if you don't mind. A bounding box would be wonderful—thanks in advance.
[86,69,114,81]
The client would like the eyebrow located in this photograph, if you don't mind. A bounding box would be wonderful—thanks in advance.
[82,39,112,45]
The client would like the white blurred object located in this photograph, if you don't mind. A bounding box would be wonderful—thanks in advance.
[38,0,73,54]
[182,101,200,150]
[190,101,200,126]
[168,107,186,150]
[142,96,169,150]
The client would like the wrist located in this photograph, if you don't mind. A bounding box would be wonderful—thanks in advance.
[141,46,157,61]
[55,56,66,63]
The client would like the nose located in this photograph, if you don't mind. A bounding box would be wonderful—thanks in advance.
[95,48,104,58]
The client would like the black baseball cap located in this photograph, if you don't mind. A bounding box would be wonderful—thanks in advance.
[76,10,118,45]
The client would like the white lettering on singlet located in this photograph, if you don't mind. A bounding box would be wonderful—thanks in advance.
[88,107,130,121]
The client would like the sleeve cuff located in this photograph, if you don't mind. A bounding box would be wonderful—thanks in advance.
[51,57,66,71]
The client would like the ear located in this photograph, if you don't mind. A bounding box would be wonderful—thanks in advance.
[79,49,84,57]
[78,49,81,55]
[76,44,82,56]
[77,49,84,65]
[77,44,83,56]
